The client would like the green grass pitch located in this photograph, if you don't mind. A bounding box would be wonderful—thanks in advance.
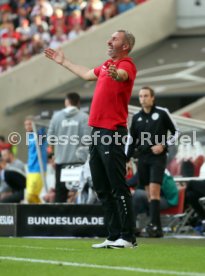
[0,237,205,276]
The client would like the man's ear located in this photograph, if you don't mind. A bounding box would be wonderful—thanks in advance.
[123,43,129,51]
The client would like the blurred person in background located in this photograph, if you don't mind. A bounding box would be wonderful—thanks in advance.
[67,23,84,41]
[0,148,25,199]
[0,158,26,203]
[127,168,178,235]
[1,148,25,173]
[47,92,90,203]
[185,180,205,234]
[24,115,47,203]
[117,0,136,14]
[0,135,12,152]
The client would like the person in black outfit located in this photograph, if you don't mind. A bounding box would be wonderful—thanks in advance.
[127,86,178,237]
[185,180,205,230]
[0,159,26,203]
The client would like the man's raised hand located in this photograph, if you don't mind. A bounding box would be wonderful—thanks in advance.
[44,48,65,65]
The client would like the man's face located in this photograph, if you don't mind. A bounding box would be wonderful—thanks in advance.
[139,89,155,108]
[1,149,11,163]
[24,119,33,132]
[0,159,6,169]
[107,32,127,58]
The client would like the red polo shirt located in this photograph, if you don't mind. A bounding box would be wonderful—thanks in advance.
[88,57,137,130]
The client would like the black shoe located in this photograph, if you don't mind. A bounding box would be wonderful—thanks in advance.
[144,223,164,238]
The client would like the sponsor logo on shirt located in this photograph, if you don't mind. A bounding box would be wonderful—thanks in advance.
[61,120,79,127]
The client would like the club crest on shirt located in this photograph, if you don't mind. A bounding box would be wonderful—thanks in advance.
[137,117,142,121]
[152,113,159,120]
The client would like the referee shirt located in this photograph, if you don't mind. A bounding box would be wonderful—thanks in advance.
[127,105,179,159]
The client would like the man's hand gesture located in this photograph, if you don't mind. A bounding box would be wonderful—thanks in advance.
[44,48,65,65]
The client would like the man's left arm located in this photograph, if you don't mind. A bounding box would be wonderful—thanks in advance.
[107,65,129,82]
[151,110,179,155]
[164,110,179,147]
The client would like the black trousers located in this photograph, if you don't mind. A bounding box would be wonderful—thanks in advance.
[55,164,68,203]
[0,190,24,203]
[186,180,205,220]
[89,127,136,242]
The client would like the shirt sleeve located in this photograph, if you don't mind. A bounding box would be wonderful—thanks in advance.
[118,60,137,81]
[94,65,102,77]
[163,109,180,146]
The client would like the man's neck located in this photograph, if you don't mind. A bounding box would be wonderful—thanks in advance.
[112,53,129,62]
[143,106,152,113]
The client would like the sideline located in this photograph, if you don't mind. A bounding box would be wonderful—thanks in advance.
[0,256,205,276]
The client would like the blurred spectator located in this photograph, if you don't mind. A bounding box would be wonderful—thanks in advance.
[0,158,26,203]
[67,9,83,32]
[24,115,47,203]
[0,0,139,73]
[15,0,32,28]
[0,135,12,152]
[31,0,53,19]
[30,14,49,36]
[42,153,56,203]
[31,32,45,54]
[50,7,67,35]
[0,36,15,71]
[49,26,66,48]
[16,18,31,39]
[67,23,83,40]
[84,0,103,28]
[192,141,205,177]
[47,92,90,203]
[185,179,205,233]
[102,0,117,21]
[127,170,179,214]
[1,21,21,48]
[180,143,195,177]
[136,0,148,3]
[65,0,86,16]
[1,148,25,173]
[0,148,25,198]
[0,10,13,36]
[37,23,51,45]
[117,0,136,14]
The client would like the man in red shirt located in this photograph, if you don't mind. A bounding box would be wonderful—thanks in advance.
[44,30,137,249]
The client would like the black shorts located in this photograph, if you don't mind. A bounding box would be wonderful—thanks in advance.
[137,154,167,186]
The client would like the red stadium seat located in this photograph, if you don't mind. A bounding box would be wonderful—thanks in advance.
[161,186,194,234]
[161,186,185,215]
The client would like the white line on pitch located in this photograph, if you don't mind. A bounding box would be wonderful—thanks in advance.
[0,256,205,276]
[0,244,78,251]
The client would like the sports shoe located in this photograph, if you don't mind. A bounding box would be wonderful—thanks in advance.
[108,238,137,249]
[92,239,116,249]
[144,223,164,238]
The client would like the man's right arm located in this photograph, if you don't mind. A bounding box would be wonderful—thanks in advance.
[44,48,97,81]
